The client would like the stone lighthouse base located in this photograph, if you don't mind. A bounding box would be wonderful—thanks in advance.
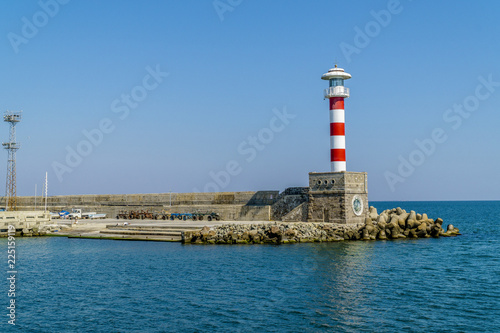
[307,171,368,224]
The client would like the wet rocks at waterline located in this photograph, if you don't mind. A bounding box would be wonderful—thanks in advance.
[182,207,460,244]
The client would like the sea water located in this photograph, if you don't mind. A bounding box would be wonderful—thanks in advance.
[1,201,499,332]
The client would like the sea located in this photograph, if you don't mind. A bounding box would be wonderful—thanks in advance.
[1,201,499,332]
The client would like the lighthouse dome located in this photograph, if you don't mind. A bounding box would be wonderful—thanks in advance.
[321,66,352,80]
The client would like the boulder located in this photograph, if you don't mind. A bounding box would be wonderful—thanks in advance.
[398,217,406,229]
[391,228,400,239]
[377,220,387,230]
[389,216,399,226]
[417,222,427,231]
[361,229,371,241]
[377,214,387,224]
[407,219,419,229]
[430,225,442,237]
[378,229,387,240]
[241,231,250,241]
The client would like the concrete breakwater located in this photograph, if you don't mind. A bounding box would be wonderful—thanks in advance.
[182,207,460,244]
[0,211,52,237]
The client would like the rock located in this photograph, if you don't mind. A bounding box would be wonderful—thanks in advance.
[390,229,400,239]
[389,216,399,226]
[435,218,444,225]
[416,213,422,221]
[377,214,387,224]
[417,222,427,231]
[362,229,371,241]
[200,228,210,239]
[270,226,280,235]
[416,229,427,238]
[408,210,417,221]
[378,229,387,240]
[398,217,406,229]
[396,207,404,215]
[407,219,418,229]
[421,213,428,221]
[377,220,387,230]
[430,225,442,237]
[365,224,375,234]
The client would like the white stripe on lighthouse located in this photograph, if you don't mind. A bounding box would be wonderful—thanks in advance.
[329,109,345,123]
[330,136,346,149]
[331,161,347,172]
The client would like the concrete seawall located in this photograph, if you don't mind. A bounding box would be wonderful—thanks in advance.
[10,191,286,221]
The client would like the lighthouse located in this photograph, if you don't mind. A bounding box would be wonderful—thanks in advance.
[321,65,351,172]
[306,65,367,224]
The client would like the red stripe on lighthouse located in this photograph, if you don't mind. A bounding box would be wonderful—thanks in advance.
[330,122,345,136]
[331,149,346,162]
[330,97,344,110]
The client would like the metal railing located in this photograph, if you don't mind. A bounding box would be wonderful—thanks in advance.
[324,86,350,98]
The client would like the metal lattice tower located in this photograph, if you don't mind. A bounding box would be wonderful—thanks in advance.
[2,111,21,211]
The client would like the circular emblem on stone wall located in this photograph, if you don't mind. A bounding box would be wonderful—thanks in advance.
[352,195,363,216]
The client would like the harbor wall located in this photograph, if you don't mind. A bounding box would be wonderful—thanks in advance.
[9,191,287,221]
[6,178,365,224]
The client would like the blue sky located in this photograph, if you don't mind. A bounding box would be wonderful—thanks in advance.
[0,0,499,201]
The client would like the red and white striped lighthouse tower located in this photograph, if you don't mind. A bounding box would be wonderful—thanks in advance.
[321,65,351,172]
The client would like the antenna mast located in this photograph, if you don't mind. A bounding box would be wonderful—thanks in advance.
[2,111,21,211]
